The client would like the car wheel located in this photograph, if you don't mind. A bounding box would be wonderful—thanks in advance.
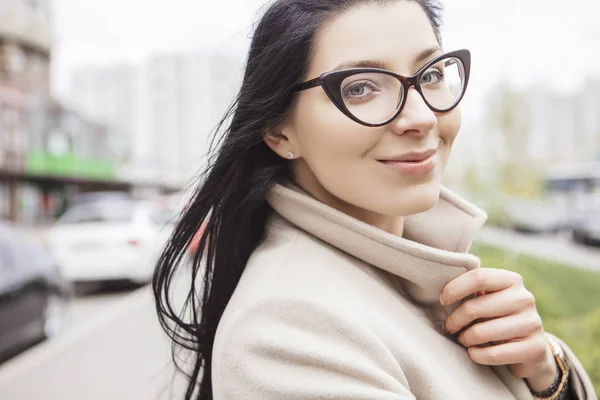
[43,294,66,339]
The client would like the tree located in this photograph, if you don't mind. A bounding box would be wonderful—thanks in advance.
[485,82,542,197]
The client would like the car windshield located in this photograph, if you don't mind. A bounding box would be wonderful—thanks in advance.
[150,206,178,226]
[57,201,135,225]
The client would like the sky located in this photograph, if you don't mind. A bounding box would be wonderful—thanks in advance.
[51,0,600,102]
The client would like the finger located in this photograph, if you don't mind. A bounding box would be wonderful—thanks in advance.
[468,335,548,366]
[440,268,522,306]
[444,288,536,334]
[457,312,543,347]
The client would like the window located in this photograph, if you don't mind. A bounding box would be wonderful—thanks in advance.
[98,202,134,223]
[9,47,26,74]
[58,201,134,224]
[150,206,177,226]
[0,43,9,79]
[57,205,102,224]
[3,109,18,153]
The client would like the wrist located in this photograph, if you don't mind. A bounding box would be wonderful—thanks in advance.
[527,355,558,393]
[528,334,571,400]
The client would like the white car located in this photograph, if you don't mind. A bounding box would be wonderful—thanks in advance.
[504,198,569,234]
[49,200,176,284]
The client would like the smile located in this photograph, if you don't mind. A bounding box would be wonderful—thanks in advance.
[378,152,437,175]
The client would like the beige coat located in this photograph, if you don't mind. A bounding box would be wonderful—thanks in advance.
[212,184,596,399]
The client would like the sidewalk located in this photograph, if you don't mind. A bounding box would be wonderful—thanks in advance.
[476,226,600,273]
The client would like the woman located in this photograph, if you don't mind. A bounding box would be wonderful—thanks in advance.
[153,1,596,399]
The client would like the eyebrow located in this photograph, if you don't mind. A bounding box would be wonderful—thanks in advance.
[332,46,443,72]
[414,46,443,64]
[333,59,387,71]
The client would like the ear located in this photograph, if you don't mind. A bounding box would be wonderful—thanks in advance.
[263,127,300,160]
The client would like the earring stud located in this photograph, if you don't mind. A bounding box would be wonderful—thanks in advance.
[286,151,295,159]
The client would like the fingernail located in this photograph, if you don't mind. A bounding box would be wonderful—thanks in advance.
[439,293,446,305]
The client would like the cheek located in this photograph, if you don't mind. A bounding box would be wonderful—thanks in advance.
[438,107,462,147]
[436,109,461,171]
[294,95,379,164]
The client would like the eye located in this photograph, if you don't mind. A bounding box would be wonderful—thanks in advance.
[421,68,444,84]
[349,85,367,96]
[342,81,378,100]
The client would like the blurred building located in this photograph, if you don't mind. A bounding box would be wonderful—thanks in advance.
[146,51,243,186]
[528,79,600,165]
[579,78,600,160]
[482,79,600,168]
[0,0,52,222]
[65,64,146,181]
[66,65,140,150]
[65,50,244,188]
[0,0,52,95]
[447,77,600,193]
[0,0,175,223]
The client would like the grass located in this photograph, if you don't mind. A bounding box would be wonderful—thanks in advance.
[471,243,600,395]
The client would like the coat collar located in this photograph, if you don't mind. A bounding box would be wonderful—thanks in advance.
[266,184,535,398]
[266,183,488,308]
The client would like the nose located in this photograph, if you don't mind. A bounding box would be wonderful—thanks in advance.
[389,87,437,136]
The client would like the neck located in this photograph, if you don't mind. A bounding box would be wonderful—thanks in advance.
[292,167,405,237]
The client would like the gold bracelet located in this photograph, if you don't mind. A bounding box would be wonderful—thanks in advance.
[531,334,570,400]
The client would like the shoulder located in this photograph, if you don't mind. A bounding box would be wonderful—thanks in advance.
[211,215,412,399]
[216,214,374,338]
[231,214,376,308]
[212,287,411,400]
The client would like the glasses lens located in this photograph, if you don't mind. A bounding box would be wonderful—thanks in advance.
[341,72,403,125]
[419,56,466,111]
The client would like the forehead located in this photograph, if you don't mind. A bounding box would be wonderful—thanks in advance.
[309,2,440,75]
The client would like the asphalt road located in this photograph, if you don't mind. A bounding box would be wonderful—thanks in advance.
[1,225,597,400]
[0,281,190,400]
[477,226,600,273]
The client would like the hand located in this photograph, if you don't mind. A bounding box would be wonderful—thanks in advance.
[440,268,557,390]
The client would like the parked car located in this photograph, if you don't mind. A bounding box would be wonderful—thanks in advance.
[570,206,600,245]
[73,191,131,206]
[48,200,176,285]
[0,223,71,362]
[504,198,569,234]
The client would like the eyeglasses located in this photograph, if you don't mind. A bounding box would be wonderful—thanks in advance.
[293,49,471,127]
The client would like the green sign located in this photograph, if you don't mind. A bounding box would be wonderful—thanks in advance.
[26,151,116,180]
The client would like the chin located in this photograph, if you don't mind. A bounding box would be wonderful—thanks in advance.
[380,181,442,217]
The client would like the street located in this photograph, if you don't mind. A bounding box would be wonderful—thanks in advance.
[0,281,189,400]
[477,226,600,273]
[1,0,599,397]
[0,226,598,400]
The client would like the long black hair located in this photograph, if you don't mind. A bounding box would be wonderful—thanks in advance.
[152,0,444,398]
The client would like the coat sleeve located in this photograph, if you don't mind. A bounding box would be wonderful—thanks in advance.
[211,296,416,400]
[546,332,597,400]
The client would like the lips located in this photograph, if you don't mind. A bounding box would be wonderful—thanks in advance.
[378,150,438,175]
[378,148,438,163]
